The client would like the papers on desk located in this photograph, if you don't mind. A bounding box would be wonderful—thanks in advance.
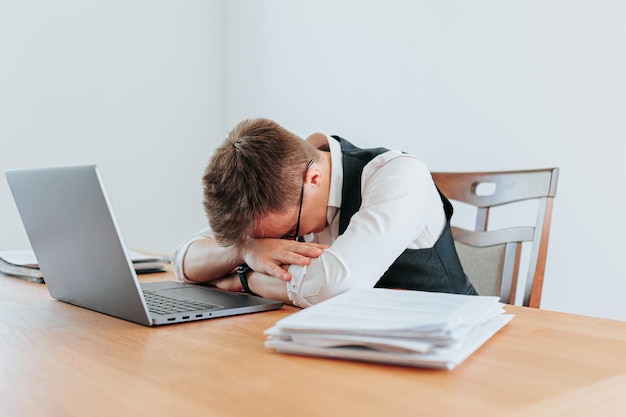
[0,249,168,283]
[264,288,513,370]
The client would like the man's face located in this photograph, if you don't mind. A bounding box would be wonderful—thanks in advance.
[252,159,328,240]
[253,205,302,240]
[252,182,326,240]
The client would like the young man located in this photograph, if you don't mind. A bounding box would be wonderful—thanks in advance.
[172,118,476,307]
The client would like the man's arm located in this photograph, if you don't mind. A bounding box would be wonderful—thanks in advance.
[210,271,291,303]
[182,237,240,283]
[248,272,290,302]
[286,153,445,307]
[180,236,327,283]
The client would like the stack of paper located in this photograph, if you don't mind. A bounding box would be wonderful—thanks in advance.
[0,250,43,282]
[0,249,168,283]
[265,288,513,370]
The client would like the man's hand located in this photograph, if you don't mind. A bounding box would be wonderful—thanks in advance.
[238,238,327,281]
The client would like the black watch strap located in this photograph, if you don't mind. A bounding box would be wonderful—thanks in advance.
[237,264,255,295]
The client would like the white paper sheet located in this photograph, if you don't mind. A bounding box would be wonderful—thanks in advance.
[265,288,513,369]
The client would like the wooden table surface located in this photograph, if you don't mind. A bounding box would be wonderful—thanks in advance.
[1,269,625,417]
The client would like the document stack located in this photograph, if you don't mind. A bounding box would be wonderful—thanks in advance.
[0,249,44,283]
[265,288,513,370]
[0,249,168,283]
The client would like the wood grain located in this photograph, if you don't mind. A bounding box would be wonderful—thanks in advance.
[1,269,625,417]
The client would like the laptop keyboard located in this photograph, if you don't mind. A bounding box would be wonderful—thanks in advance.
[143,290,219,315]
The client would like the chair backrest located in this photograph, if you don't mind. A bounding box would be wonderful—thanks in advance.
[431,168,559,308]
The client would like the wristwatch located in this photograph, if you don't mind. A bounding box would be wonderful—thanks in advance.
[237,264,255,295]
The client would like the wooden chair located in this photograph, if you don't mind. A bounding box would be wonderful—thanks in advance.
[431,168,559,308]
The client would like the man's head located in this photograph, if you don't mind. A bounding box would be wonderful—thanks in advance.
[203,118,318,246]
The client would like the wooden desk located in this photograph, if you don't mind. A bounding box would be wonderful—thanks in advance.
[1,270,625,417]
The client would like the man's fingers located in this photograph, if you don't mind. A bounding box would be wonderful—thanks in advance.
[288,242,327,258]
[242,238,328,281]
[266,264,291,281]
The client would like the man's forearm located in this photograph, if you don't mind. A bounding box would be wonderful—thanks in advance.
[182,238,241,283]
[181,236,326,286]
[248,272,291,304]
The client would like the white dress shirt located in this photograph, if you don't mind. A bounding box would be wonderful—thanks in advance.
[171,135,446,308]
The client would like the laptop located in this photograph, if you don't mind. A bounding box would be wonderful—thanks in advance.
[5,165,283,326]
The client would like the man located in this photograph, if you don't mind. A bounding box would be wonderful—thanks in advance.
[172,118,476,307]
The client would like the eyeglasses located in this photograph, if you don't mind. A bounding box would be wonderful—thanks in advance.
[282,159,314,242]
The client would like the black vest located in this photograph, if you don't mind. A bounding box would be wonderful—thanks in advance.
[334,136,477,295]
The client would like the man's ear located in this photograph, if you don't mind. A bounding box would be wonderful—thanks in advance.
[306,166,322,187]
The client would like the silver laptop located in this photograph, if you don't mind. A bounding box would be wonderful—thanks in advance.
[5,165,283,326]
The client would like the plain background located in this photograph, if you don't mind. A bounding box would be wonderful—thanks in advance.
[1,1,625,321]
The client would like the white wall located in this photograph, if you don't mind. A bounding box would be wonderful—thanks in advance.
[2,1,625,321]
[222,0,626,321]
[0,1,223,255]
